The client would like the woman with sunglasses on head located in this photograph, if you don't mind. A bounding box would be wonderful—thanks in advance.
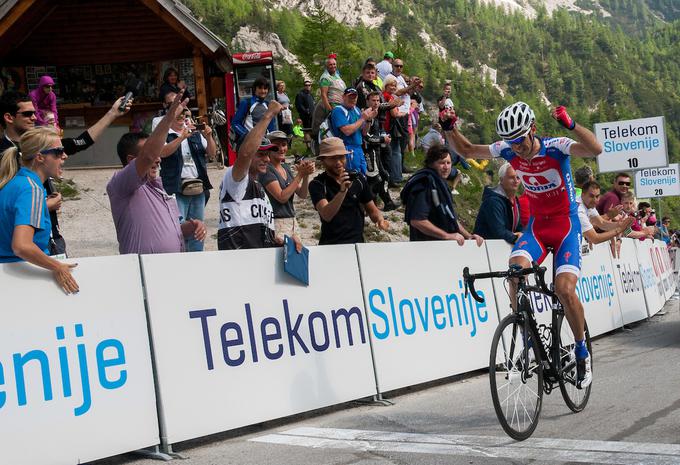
[0,127,78,294]
[443,101,602,391]
[29,75,59,129]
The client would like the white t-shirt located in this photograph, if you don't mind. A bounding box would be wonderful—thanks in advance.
[167,128,207,179]
[388,73,410,114]
[576,197,597,234]
[376,60,392,81]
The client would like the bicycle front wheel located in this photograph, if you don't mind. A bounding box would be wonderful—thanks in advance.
[557,315,592,412]
[489,314,544,441]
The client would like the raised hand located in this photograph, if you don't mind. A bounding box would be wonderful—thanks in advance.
[552,105,576,130]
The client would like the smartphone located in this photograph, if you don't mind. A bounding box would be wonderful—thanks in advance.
[195,123,206,131]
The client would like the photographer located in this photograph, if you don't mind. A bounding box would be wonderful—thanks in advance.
[363,91,398,211]
[309,137,389,245]
[158,106,215,252]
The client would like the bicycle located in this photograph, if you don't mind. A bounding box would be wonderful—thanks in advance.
[463,261,592,440]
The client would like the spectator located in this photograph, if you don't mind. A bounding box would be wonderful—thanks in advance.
[29,75,59,128]
[231,76,276,144]
[294,79,314,132]
[659,216,671,245]
[596,172,630,216]
[0,91,132,256]
[363,91,398,211]
[578,180,633,247]
[356,63,392,110]
[276,80,294,141]
[292,118,304,139]
[107,93,207,255]
[360,58,384,90]
[382,76,409,186]
[573,164,594,198]
[330,87,377,174]
[159,67,190,102]
[401,145,483,245]
[620,193,655,240]
[218,100,302,251]
[0,127,78,294]
[259,130,314,242]
[151,91,177,132]
[473,163,523,244]
[386,61,422,180]
[376,52,394,81]
[157,107,215,251]
[420,123,445,152]
[311,56,346,143]
[407,99,421,159]
[309,137,389,245]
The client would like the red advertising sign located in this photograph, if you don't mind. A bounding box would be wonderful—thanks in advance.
[231,51,274,65]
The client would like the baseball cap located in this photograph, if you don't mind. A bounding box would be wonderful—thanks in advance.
[258,137,278,152]
[266,130,289,141]
[384,51,394,59]
[343,87,358,95]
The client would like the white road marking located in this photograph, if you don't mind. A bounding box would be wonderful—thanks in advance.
[251,427,680,465]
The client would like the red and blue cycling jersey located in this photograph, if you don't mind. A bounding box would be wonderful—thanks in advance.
[489,137,582,276]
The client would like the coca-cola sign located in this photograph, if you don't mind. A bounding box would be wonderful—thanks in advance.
[232,51,274,65]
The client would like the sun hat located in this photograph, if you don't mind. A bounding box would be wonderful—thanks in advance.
[317,137,351,158]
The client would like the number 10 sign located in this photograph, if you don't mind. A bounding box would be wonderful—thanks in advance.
[595,116,668,173]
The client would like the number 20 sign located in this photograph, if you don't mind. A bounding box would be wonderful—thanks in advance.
[595,116,668,173]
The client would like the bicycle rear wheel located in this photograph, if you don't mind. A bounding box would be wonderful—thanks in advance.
[489,314,544,441]
[557,315,592,412]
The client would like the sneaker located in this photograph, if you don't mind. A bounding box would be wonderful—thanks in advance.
[576,354,592,389]
[452,189,460,195]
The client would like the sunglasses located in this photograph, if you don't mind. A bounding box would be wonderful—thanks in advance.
[505,135,527,145]
[618,181,631,186]
[393,64,403,68]
[40,147,65,157]
[44,85,54,88]
[17,110,36,117]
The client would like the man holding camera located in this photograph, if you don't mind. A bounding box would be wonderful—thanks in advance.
[309,137,389,245]
[158,105,215,252]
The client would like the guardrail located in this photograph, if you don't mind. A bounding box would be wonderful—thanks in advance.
[1,239,676,464]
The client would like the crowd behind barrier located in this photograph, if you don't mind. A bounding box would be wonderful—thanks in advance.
[1,238,676,465]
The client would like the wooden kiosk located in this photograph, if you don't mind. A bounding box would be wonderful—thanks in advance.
[0,0,231,167]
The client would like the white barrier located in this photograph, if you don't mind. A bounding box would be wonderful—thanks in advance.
[0,255,159,465]
[356,241,498,393]
[140,246,376,445]
[653,240,677,298]
[612,238,651,324]
[635,240,668,316]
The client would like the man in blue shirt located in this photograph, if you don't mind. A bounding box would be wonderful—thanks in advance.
[330,87,376,175]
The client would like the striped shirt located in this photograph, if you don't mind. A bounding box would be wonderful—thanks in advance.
[0,167,51,261]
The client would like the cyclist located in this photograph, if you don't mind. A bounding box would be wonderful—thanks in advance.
[443,102,602,389]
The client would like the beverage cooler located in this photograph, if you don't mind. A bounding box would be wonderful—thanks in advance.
[225,51,277,165]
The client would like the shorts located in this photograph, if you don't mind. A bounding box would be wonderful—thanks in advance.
[511,213,582,277]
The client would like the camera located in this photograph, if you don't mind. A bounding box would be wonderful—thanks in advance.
[347,170,359,182]
[195,123,206,131]
[294,154,308,164]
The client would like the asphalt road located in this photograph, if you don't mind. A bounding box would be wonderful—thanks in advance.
[95,295,680,465]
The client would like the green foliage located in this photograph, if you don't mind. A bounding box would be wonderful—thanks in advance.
[183,0,680,219]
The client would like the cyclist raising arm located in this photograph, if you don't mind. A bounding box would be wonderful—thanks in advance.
[443,102,602,389]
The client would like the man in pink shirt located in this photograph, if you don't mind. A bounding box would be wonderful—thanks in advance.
[107,92,206,254]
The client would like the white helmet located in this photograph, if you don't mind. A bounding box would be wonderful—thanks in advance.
[496,101,535,140]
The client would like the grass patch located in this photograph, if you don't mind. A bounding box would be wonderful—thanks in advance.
[54,178,79,199]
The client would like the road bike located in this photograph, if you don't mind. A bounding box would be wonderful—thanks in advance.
[463,262,592,440]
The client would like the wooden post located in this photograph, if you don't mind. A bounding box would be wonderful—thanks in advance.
[193,48,207,116]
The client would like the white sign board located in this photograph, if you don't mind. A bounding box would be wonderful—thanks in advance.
[612,238,652,324]
[634,164,680,198]
[356,241,499,393]
[141,246,376,444]
[0,255,159,465]
[595,116,668,173]
[635,240,666,316]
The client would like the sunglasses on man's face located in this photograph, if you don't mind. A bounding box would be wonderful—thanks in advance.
[17,110,36,118]
[618,181,631,186]
[394,64,403,68]
[505,135,527,145]
[40,147,65,157]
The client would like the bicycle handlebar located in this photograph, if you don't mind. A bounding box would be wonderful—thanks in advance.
[463,263,549,303]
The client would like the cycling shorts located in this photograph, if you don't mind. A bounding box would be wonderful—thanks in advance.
[510,213,582,277]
